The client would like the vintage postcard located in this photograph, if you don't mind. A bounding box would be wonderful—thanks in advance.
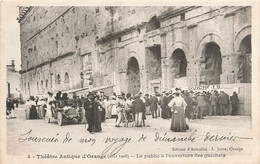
[1,0,260,164]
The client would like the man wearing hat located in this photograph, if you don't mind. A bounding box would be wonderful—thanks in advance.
[150,93,158,118]
[84,92,95,134]
[196,92,206,119]
[218,91,229,116]
[133,94,145,127]
[159,91,170,119]
[144,94,151,115]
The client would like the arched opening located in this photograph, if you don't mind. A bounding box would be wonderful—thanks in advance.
[127,57,141,95]
[201,42,222,84]
[238,35,251,83]
[45,79,48,90]
[41,80,44,92]
[57,74,61,85]
[170,49,187,78]
[80,72,84,88]
[64,72,70,89]
[146,16,160,33]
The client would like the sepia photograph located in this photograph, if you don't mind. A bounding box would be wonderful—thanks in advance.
[1,2,260,164]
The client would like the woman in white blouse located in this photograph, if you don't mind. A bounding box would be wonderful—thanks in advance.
[168,92,189,132]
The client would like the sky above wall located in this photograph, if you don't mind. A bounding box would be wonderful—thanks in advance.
[3,4,21,70]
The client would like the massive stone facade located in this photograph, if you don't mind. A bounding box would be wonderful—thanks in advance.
[18,6,251,112]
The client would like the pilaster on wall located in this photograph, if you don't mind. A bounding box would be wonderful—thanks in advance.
[160,33,168,92]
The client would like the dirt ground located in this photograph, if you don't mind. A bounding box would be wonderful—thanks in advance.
[6,105,252,160]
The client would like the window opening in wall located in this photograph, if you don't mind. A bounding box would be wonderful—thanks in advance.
[41,80,44,92]
[146,16,160,33]
[80,72,84,88]
[180,13,185,21]
[95,7,99,13]
[57,74,61,85]
[64,72,70,89]
[37,82,39,93]
[46,79,48,88]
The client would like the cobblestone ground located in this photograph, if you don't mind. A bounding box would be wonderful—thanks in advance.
[6,105,252,159]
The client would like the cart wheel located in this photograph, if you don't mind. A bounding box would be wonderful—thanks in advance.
[57,112,63,126]
[45,116,50,123]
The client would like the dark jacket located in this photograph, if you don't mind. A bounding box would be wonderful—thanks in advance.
[150,96,158,111]
[218,93,228,105]
[197,95,206,107]
[133,97,145,113]
[84,98,94,118]
[159,96,169,108]
[144,97,151,106]
[230,94,239,104]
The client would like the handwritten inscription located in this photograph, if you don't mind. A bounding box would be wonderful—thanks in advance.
[18,129,59,143]
[18,129,252,156]
[102,137,132,156]
[154,130,197,142]
[204,132,238,142]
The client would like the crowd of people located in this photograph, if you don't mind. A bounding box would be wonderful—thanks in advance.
[8,88,240,133]
[6,98,19,119]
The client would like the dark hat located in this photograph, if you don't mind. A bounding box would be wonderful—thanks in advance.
[87,92,93,97]
[61,93,68,100]
[126,93,131,98]
[47,91,53,95]
[30,96,35,101]
[173,92,180,96]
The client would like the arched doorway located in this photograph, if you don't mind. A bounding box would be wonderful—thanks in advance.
[170,49,187,78]
[127,57,141,95]
[201,42,222,84]
[238,35,251,83]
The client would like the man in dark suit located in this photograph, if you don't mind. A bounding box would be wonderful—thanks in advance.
[133,94,145,127]
[159,91,169,119]
[84,92,95,134]
[150,93,158,118]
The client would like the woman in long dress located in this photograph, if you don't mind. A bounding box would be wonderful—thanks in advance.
[93,96,102,132]
[168,92,188,132]
[29,96,38,119]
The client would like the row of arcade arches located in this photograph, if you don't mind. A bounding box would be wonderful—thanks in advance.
[125,34,251,93]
